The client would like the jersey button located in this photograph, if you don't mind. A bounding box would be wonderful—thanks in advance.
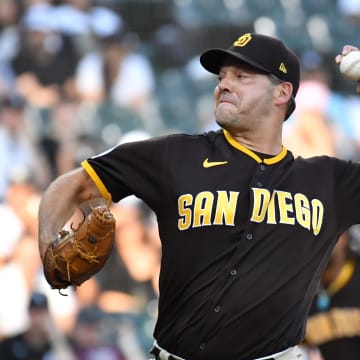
[256,181,263,187]
[230,269,237,276]
[260,164,266,171]
[246,233,253,240]
[214,305,221,312]
[200,343,206,350]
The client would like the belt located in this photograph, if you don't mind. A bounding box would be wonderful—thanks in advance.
[150,344,185,360]
[150,343,275,360]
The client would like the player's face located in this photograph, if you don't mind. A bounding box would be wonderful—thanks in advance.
[214,60,275,132]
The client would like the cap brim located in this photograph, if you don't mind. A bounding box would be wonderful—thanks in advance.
[200,48,270,75]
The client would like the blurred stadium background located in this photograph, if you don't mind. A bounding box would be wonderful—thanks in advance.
[2,0,360,359]
[103,0,360,132]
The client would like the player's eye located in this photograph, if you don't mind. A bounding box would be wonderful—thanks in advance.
[236,72,248,79]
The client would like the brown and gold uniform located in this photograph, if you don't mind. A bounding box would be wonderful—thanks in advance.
[82,129,360,359]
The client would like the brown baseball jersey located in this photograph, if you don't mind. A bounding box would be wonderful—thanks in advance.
[82,129,360,359]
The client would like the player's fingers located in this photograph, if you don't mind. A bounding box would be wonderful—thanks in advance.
[342,45,359,55]
[335,45,360,64]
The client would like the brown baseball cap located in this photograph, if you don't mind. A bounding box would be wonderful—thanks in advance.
[200,32,300,97]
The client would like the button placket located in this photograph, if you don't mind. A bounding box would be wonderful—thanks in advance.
[214,305,221,312]
[253,162,266,188]
[230,269,237,276]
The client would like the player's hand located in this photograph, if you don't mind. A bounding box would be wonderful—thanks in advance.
[335,45,359,64]
[335,45,360,94]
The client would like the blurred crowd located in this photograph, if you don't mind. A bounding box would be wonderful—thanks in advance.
[2,0,360,359]
[0,1,164,359]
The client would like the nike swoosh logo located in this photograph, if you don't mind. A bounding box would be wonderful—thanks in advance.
[203,158,228,168]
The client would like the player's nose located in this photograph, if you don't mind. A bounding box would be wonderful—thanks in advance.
[217,77,233,93]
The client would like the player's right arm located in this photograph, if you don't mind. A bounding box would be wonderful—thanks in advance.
[38,167,102,262]
[335,45,360,93]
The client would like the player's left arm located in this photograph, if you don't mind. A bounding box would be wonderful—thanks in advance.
[38,167,102,262]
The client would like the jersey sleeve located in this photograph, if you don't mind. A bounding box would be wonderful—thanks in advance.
[82,136,168,207]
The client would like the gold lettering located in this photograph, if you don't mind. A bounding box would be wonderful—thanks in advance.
[311,199,324,235]
[213,191,238,225]
[294,193,311,231]
[193,191,214,227]
[276,191,295,225]
[178,194,193,230]
[251,188,271,222]
[266,191,277,224]
[178,189,324,234]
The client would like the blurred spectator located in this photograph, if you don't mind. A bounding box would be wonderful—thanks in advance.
[0,0,22,63]
[151,24,191,70]
[0,179,77,339]
[0,181,42,338]
[283,52,341,158]
[68,306,127,360]
[338,0,360,22]
[0,96,45,200]
[303,230,360,359]
[4,179,41,254]
[0,292,67,360]
[9,2,81,179]
[0,0,23,99]
[283,79,337,158]
[74,30,162,135]
[334,94,360,159]
[0,206,28,338]
[0,186,23,267]
[185,54,218,132]
[12,2,78,107]
[54,0,123,56]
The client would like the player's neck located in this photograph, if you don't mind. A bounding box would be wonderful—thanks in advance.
[229,129,283,155]
[223,115,284,155]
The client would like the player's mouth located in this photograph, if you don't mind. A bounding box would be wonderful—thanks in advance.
[218,94,235,105]
[218,98,235,108]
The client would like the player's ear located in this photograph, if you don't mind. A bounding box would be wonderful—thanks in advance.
[275,82,293,106]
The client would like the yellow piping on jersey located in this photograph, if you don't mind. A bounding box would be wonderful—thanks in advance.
[327,258,355,296]
[223,130,287,164]
[81,160,111,202]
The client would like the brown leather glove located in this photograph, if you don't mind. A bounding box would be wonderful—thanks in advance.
[43,198,115,290]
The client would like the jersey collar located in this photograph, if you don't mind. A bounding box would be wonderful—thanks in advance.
[223,129,287,165]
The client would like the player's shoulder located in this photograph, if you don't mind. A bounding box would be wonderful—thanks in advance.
[116,130,222,152]
[165,129,223,143]
[293,154,358,172]
[294,154,333,164]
